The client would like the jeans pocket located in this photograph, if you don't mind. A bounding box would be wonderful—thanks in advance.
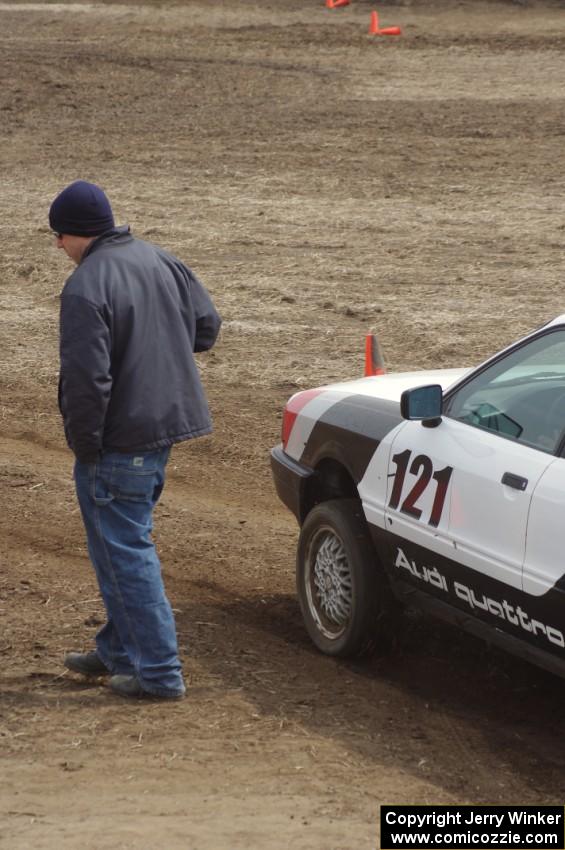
[108,467,157,503]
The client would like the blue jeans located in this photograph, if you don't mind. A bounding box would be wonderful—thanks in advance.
[74,448,185,698]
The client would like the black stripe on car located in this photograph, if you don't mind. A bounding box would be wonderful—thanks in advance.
[271,395,402,524]
[300,394,403,484]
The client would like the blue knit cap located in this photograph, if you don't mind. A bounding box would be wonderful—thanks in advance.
[49,180,115,237]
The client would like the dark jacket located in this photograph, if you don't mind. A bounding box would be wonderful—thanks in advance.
[59,227,221,463]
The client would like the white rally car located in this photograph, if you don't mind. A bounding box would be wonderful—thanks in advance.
[271,316,565,678]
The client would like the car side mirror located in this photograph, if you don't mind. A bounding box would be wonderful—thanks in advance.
[400,384,443,427]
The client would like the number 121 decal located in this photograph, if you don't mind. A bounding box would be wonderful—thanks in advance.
[389,449,453,528]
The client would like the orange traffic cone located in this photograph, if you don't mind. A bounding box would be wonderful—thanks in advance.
[379,25,402,35]
[364,333,386,377]
[326,0,335,8]
[368,10,379,35]
[332,0,350,6]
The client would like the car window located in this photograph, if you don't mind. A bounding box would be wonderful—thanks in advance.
[445,329,565,454]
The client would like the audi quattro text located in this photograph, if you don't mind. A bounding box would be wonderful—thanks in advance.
[271,315,565,679]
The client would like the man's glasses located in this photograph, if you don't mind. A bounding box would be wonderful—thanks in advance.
[52,231,63,239]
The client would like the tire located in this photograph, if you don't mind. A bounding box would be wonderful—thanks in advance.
[296,498,390,658]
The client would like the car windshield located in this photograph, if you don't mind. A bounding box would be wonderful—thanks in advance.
[446,329,565,453]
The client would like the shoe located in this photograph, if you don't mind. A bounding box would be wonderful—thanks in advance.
[109,674,185,701]
[64,651,109,677]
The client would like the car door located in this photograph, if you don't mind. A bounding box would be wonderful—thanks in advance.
[362,326,565,595]
[518,451,565,655]
[524,455,565,597]
[383,415,554,590]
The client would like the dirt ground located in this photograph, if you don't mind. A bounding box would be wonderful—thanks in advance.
[2,0,565,847]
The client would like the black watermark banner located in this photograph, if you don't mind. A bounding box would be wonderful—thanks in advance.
[380,806,565,849]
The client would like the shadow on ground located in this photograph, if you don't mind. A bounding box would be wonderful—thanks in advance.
[178,580,565,802]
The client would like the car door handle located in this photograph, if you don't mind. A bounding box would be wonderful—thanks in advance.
[501,472,528,491]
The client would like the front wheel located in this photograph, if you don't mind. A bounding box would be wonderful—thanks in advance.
[296,498,390,657]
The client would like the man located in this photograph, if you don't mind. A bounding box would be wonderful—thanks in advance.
[50,180,221,700]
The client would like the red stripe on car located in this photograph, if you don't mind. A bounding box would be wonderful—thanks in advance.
[281,388,325,450]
